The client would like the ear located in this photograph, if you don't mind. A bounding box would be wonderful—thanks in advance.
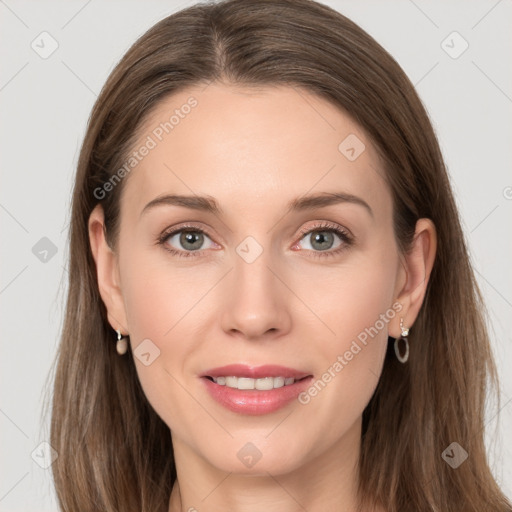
[88,204,129,334]
[391,218,437,337]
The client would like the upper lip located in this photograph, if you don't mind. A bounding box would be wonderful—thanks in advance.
[201,364,312,380]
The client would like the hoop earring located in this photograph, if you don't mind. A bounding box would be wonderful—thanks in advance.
[116,329,128,355]
[394,318,409,363]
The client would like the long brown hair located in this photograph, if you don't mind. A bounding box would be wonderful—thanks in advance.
[46,0,511,510]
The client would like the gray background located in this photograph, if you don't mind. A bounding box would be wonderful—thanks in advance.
[1,0,511,509]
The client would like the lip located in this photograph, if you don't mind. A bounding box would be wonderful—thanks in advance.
[199,364,313,415]
[200,364,311,380]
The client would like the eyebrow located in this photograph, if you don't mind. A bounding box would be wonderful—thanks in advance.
[140,191,373,218]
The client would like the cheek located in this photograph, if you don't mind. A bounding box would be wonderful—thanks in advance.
[118,276,198,438]
[294,253,397,431]
[116,248,223,431]
[295,249,397,346]
[119,244,210,341]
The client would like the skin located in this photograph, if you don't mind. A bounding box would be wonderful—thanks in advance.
[88,83,436,512]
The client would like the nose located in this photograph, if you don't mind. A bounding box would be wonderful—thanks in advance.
[220,244,292,341]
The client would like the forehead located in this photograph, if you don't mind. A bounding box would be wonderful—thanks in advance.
[121,83,390,221]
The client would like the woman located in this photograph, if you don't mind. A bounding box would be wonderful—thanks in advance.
[49,0,512,510]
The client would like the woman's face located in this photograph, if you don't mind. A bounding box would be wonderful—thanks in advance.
[99,83,409,476]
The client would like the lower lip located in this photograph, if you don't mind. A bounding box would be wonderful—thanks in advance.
[201,376,314,415]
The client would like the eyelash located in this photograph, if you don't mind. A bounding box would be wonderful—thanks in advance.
[157,221,354,259]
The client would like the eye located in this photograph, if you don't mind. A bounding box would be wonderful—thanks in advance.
[294,221,353,258]
[157,224,219,258]
[157,221,354,259]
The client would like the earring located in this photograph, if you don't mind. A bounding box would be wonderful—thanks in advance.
[394,318,409,363]
[116,329,128,355]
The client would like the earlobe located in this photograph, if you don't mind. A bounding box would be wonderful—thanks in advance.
[392,218,437,337]
[88,204,128,333]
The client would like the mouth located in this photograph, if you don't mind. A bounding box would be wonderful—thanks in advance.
[203,374,311,390]
[200,364,313,391]
[200,365,315,415]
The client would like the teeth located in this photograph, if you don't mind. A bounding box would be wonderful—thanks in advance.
[211,376,298,390]
[225,376,237,388]
[272,377,284,389]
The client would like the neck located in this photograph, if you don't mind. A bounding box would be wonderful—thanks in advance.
[168,417,379,512]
